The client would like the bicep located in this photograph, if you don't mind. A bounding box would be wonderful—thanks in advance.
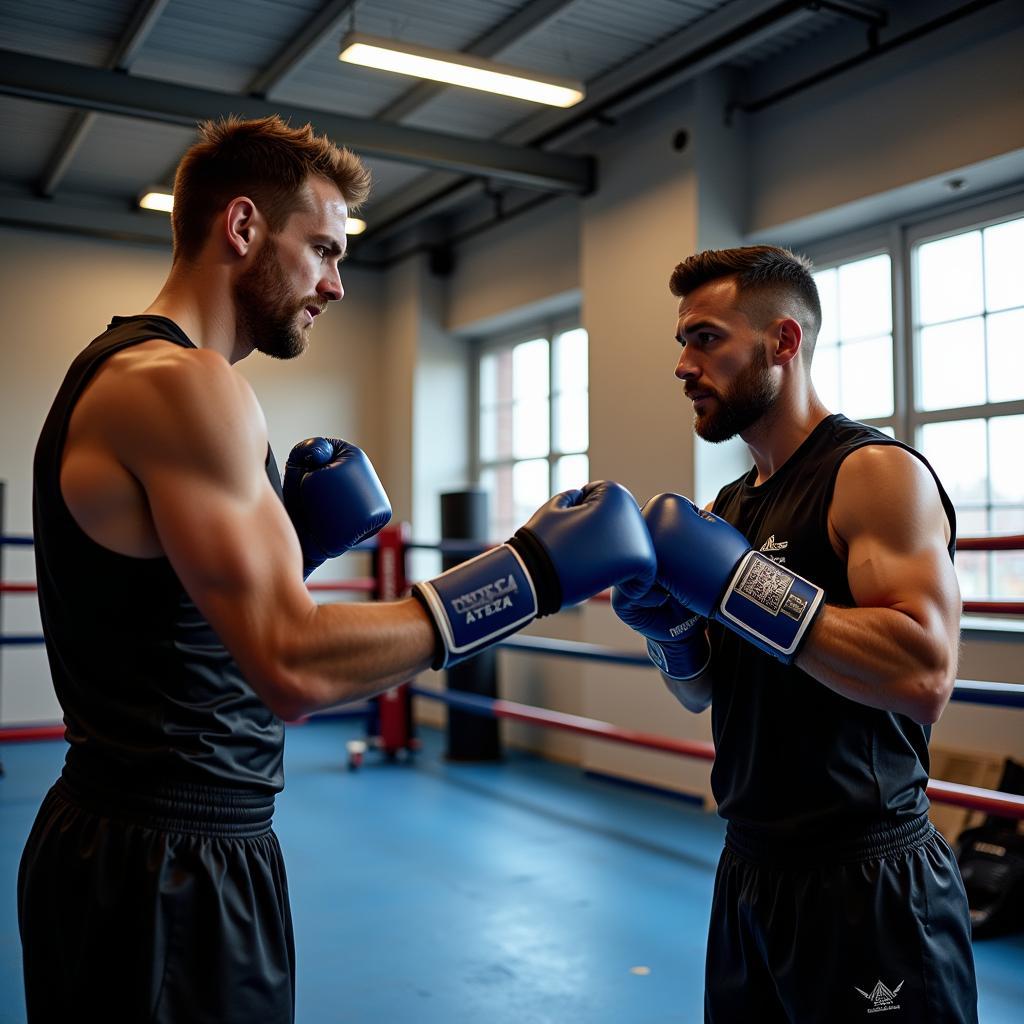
[834,447,960,632]
[117,362,315,680]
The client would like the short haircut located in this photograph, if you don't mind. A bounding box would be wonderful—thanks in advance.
[171,115,372,263]
[669,245,822,355]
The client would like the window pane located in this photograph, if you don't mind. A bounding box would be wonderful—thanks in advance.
[992,552,1024,599]
[992,507,1024,532]
[917,231,984,325]
[513,398,549,459]
[986,308,1024,403]
[983,216,1024,312]
[480,465,514,539]
[956,552,988,602]
[839,334,893,419]
[479,403,514,462]
[813,268,839,348]
[479,406,497,462]
[918,419,987,504]
[811,345,840,411]
[554,454,590,494]
[554,389,588,454]
[989,415,1024,504]
[480,351,498,407]
[838,254,891,339]
[554,328,588,394]
[957,508,989,536]
[513,459,550,524]
[918,318,985,411]
[512,338,549,402]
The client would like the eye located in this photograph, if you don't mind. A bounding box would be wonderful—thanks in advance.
[314,245,331,259]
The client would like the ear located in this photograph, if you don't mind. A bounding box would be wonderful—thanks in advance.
[771,317,803,368]
[224,196,259,257]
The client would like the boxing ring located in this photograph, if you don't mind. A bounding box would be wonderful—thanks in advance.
[2,523,1023,821]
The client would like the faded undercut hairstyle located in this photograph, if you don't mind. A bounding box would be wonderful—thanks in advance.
[171,115,372,263]
[669,245,823,361]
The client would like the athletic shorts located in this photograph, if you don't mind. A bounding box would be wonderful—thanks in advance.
[18,769,295,1024]
[705,814,978,1024]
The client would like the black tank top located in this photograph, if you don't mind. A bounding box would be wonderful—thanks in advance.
[709,414,956,837]
[33,315,285,794]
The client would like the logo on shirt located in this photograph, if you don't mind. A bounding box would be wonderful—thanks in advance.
[759,534,788,553]
[855,978,904,1014]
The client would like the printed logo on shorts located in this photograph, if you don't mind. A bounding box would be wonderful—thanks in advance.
[855,978,904,1014]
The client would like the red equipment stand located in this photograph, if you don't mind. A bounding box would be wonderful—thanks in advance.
[354,523,418,767]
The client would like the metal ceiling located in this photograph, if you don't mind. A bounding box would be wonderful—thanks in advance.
[0,0,998,262]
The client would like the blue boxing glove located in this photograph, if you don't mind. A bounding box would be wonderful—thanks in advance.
[284,437,392,579]
[644,493,824,663]
[413,481,656,669]
[611,581,710,680]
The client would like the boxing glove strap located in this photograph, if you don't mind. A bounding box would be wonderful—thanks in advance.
[719,551,825,662]
[507,527,562,617]
[412,544,539,670]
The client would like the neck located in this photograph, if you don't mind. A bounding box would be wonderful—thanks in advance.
[144,260,254,364]
[741,382,831,485]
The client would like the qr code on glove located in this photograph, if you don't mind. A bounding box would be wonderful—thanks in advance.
[734,554,793,615]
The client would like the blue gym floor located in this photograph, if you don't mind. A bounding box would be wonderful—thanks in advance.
[2,717,1022,1023]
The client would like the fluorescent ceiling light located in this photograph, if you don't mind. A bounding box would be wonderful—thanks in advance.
[339,32,584,108]
[138,190,368,235]
[139,189,174,213]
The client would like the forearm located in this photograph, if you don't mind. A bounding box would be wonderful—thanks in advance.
[254,597,436,719]
[796,603,956,724]
[661,667,713,713]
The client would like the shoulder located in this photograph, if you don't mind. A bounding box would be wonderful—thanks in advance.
[835,442,935,497]
[830,443,950,550]
[93,343,267,469]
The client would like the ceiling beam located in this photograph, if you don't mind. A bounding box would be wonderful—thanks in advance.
[0,49,593,193]
[364,0,817,239]
[375,0,581,123]
[0,189,173,246]
[37,0,172,197]
[247,0,359,98]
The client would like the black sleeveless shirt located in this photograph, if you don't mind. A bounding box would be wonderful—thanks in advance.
[33,315,285,794]
[708,414,956,837]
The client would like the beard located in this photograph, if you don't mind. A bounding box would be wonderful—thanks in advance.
[692,342,778,443]
[235,236,319,360]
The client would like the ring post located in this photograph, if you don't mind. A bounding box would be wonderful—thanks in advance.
[441,489,502,762]
[372,522,416,759]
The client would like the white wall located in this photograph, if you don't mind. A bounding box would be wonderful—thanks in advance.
[0,225,385,723]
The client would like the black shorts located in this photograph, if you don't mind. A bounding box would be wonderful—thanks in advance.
[18,771,295,1024]
[705,814,978,1024]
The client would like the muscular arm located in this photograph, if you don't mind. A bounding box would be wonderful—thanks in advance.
[104,348,435,720]
[796,445,960,724]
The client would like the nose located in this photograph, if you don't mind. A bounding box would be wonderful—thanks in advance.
[674,347,699,382]
[319,265,343,303]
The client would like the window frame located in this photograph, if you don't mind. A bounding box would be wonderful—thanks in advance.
[801,186,1024,609]
[470,311,588,535]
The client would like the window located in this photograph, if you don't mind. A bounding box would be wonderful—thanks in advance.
[805,198,1024,604]
[911,213,1024,602]
[475,320,588,538]
[812,253,895,428]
